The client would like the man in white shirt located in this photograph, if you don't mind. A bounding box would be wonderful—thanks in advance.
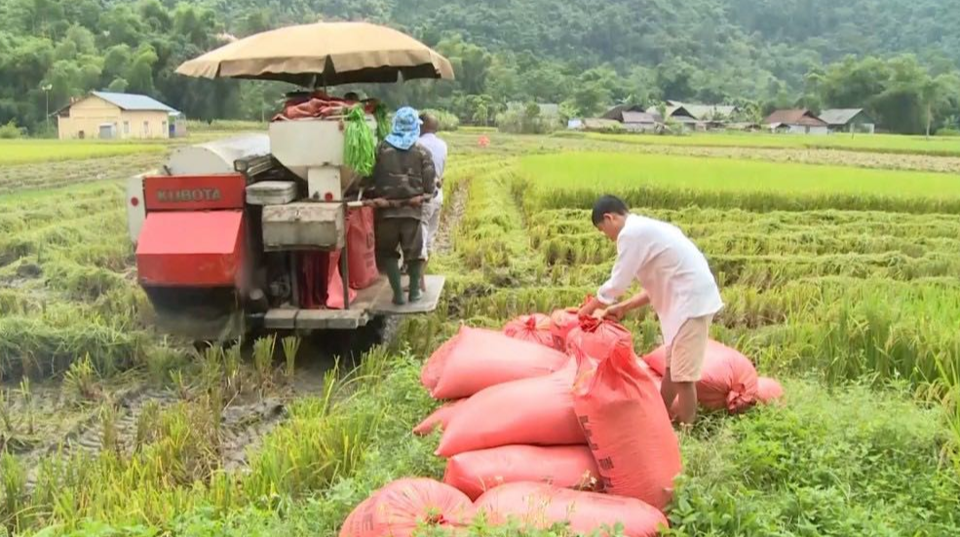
[580,195,723,426]
[415,113,448,289]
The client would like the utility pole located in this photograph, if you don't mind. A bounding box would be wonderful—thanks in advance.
[41,84,53,134]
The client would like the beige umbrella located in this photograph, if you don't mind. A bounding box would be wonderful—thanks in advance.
[176,21,454,87]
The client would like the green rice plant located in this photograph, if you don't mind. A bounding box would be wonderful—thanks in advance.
[0,389,13,435]
[62,240,132,272]
[281,336,301,380]
[224,344,242,397]
[42,258,128,302]
[0,315,142,379]
[586,130,960,157]
[392,314,452,359]
[143,401,222,486]
[455,164,531,273]
[63,353,101,403]
[0,452,28,531]
[0,140,164,165]
[529,206,960,242]
[144,344,187,386]
[0,291,40,317]
[170,369,191,401]
[456,286,594,321]
[197,345,224,393]
[100,400,121,457]
[925,337,960,476]
[92,287,149,322]
[242,351,417,503]
[666,380,960,535]
[185,119,267,133]
[731,286,960,386]
[135,401,162,452]
[30,452,94,531]
[252,335,277,393]
[18,378,33,436]
[242,398,378,501]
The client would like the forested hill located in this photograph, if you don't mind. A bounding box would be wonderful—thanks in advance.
[217,0,960,63]
[3,0,960,133]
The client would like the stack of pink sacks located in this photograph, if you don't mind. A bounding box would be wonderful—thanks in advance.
[409,316,677,536]
[395,305,784,536]
[338,477,668,537]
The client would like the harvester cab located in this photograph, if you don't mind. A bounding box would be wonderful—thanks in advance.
[126,125,445,342]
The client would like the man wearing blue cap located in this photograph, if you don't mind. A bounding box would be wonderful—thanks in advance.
[368,107,437,305]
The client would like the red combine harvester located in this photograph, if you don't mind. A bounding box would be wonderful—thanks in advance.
[124,21,455,342]
[126,128,444,342]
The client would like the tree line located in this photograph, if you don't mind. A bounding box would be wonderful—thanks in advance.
[1,0,958,135]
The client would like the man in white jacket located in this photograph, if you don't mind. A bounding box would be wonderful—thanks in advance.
[418,114,447,254]
[580,195,723,425]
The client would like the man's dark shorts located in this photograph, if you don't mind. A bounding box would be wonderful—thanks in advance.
[375,216,424,265]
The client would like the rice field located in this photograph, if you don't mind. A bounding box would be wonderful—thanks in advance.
[587,131,960,157]
[0,140,165,165]
[0,131,959,536]
[521,152,960,213]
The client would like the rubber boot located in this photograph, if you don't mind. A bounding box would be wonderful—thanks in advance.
[419,259,429,292]
[407,259,425,303]
[384,260,405,306]
[404,260,428,292]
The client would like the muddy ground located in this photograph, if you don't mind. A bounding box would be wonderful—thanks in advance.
[0,177,465,487]
[1,328,391,488]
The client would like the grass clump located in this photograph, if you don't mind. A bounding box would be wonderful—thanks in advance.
[668,380,960,536]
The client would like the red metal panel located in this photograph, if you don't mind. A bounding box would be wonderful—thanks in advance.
[143,173,246,211]
[136,211,245,287]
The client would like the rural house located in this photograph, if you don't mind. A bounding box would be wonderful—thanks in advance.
[763,109,829,135]
[645,103,698,130]
[579,118,624,132]
[602,104,644,121]
[819,108,876,134]
[620,111,661,132]
[56,91,183,140]
[601,104,661,132]
[667,101,739,122]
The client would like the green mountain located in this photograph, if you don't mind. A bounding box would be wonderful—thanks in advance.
[2,0,959,133]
